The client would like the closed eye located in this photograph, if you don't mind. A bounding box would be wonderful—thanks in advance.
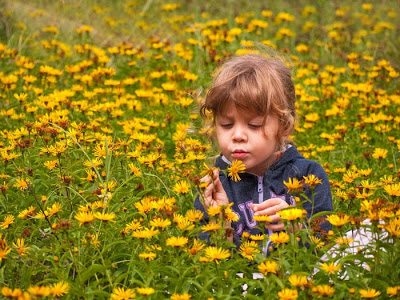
[249,124,263,129]
[219,123,233,128]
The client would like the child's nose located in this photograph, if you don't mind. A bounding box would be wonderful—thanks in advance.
[232,125,247,142]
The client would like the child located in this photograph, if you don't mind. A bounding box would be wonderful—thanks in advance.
[194,54,333,249]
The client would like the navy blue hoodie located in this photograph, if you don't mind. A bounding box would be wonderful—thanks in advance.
[194,145,333,248]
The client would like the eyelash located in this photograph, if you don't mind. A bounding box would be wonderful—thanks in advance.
[219,124,262,129]
[249,124,262,128]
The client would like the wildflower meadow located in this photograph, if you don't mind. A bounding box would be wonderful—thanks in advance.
[0,1,399,299]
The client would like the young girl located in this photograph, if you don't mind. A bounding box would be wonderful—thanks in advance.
[194,54,333,249]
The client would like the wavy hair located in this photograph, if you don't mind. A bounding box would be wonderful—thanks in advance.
[200,54,296,149]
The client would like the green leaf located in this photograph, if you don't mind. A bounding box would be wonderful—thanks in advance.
[100,240,126,254]
[309,210,333,221]
[113,272,128,285]
[79,264,108,284]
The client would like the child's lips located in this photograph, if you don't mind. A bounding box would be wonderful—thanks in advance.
[232,150,248,159]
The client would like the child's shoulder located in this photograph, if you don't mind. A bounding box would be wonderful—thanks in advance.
[283,146,328,177]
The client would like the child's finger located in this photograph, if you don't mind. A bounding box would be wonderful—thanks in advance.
[213,168,220,179]
[212,176,223,190]
[199,175,212,184]
[265,222,284,232]
[251,198,288,216]
[264,214,281,223]
[253,203,287,216]
[204,181,215,197]
[252,198,282,210]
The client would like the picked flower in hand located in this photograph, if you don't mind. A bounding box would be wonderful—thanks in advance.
[227,160,246,182]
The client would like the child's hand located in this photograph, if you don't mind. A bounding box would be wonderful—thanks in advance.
[200,169,229,209]
[251,198,289,231]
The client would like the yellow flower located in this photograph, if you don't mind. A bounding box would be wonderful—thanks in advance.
[269,232,290,245]
[320,262,341,274]
[110,287,136,299]
[203,246,230,264]
[14,92,28,102]
[44,159,58,170]
[303,174,322,187]
[239,240,261,260]
[326,214,350,227]
[201,163,219,178]
[18,206,36,219]
[335,237,354,245]
[173,180,191,194]
[386,286,398,297]
[313,285,335,297]
[253,215,273,222]
[0,215,15,229]
[385,218,400,238]
[0,234,11,262]
[13,238,30,256]
[283,178,303,193]
[372,148,388,159]
[171,292,191,300]
[343,170,360,183]
[94,212,116,222]
[227,160,246,182]
[28,285,51,297]
[258,260,278,275]
[278,208,307,221]
[278,288,298,300]
[136,287,155,295]
[161,82,177,91]
[50,282,69,297]
[288,274,308,288]
[149,218,171,229]
[47,202,62,217]
[310,236,324,248]
[125,219,142,232]
[132,228,159,239]
[187,239,205,255]
[384,183,400,197]
[13,178,30,191]
[224,206,239,222]
[249,234,265,241]
[207,205,222,216]
[128,163,142,177]
[185,209,204,222]
[74,211,95,225]
[1,287,28,299]
[166,236,189,247]
[139,252,157,261]
[76,25,93,34]
[359,288,381,298]
[161,3,180,11]
[201,222,221,232]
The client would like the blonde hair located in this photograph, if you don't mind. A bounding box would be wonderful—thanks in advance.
[200,54,296,149]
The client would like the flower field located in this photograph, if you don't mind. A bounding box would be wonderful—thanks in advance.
[0,1,399,299]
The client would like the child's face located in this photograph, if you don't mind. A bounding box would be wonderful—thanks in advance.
[215,103,281,176]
